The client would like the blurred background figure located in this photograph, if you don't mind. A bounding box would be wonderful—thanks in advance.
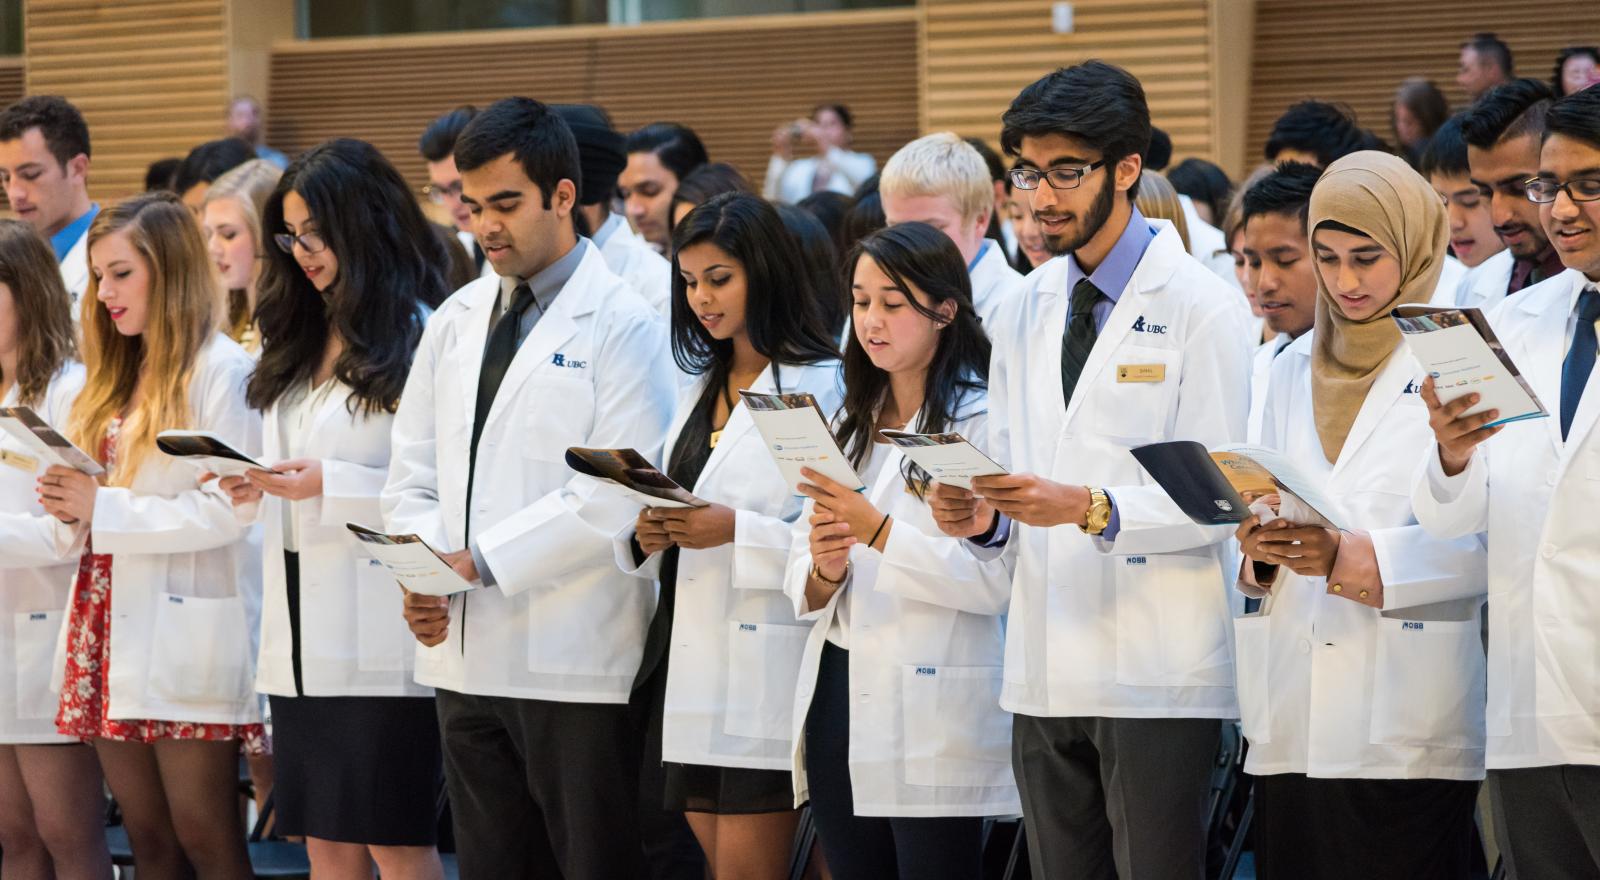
[226,94,289,168]
[764,103,877,204]
[1391,77,1450,167]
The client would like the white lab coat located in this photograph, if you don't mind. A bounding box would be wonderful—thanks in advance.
[1180,195,1238,288]
[783,399,1020,817]
[59,232,89,323]
[49,335,263,725]
[984,220,1251,719]
[0,365,85,743]
[763,148,878,205]
[597,216,673,318]
[382,244,675,703]
[1237,331,1487,780]
[1454,248,1513,311]
[969,238,1024,329]
[252,379,429,698]
[1412,268,1600,769]
[613,360,842,770]
[1247,334,1294,445]
[1438,255,1468,305]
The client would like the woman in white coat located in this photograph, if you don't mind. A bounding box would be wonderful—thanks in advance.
[218,140,447,880]
[1233,152,1487,880]
[788,223,1018,880]
[38,192,262,880]
[0,220,112,879]
[616,192,841,878]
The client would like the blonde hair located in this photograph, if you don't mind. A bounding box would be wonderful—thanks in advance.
[1134,170,1191,253]
[0,220,76,407]
[203,159,281,345]
[879,132,994,223]
[70,192,221,485]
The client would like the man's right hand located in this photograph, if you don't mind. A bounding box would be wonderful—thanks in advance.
[402,588,451,647]
[928,482,997,539]
[1421,376,1502,477]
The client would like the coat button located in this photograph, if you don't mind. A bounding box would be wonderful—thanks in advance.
[1296,638,1311,654]
[1541,543,1557,560]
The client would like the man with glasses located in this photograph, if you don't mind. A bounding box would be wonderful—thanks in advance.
[1461,79,1564,298]
[1423,114,1511,309]
[418,105,492,281]
[929,61,1251,879]
[1413,83,1600,880]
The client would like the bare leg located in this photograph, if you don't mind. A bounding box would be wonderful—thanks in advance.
[95,738,191,880]
[0,744,52,880]
[707,811,802,880]
[16,743,114,880]
[367,844,444,880]
[303,838,374,880]
[152,739,252,880]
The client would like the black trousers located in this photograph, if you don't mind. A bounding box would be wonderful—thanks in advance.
[1253,773,1479,880]
[435,688,645,880]
[1011,712,1222,880]
[803,642,985,880]
[1491,765,1600,880]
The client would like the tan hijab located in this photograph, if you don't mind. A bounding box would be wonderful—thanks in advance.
[1308,151,1448,462]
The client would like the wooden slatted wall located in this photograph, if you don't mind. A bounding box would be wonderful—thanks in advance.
[24,0,232,200]
[267,9,920,192]
[922,0,1218,164]
[0,56,21,212]
[1248,1,1600,167]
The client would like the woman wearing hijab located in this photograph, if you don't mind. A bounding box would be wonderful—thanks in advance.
[1232,151,1489,880]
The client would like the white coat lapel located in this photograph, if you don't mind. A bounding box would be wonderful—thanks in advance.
[694,363,773,489]
[1515,285,1570,453]
[658,376,707,472]
[455,284,499,433]
[482,251,599,431]
[1555,276,1600,469]
[1329,348,1412,481]
[1063,226,1180,426]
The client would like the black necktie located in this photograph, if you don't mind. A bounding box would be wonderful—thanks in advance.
[1560,286,1600,441]
[471,284,535,464]
[1061,277,1103,408]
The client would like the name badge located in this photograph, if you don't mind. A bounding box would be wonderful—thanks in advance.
[0,449,39,472]
[1117,364,1166,383]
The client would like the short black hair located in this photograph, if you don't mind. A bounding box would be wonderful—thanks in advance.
[0,95,91,166]
[1545,84,1600,151]
[173,137,256,195]
[454,97,581,209]
[1459,78,1554,149]
[624,122,708,182]
[1419,114,1472,178]
[813,103,853,129]
[1264,100,1385,166]
[1001,60,1151,200]
[1462,32,1514,78]
[1144,127,1173,172]
[964,136,1007,186]
[1553,46,1600,97]
[1167,158,1233,223]
[796,190,853,262]
[418,105,478,162]
[669,162,753,231]
[144,157,182,192]
[1240,161,1321,233]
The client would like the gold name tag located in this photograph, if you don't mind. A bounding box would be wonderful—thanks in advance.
[1117,364,1166,383]
[0,449,40,472]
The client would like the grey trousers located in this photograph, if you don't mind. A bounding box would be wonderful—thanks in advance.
[1012,714,1222,880]
[1491,764,1600,880]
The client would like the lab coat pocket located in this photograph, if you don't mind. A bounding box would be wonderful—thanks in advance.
[1094,345,1179,442]
[13,611,63,720]
[353,558,410,673]
[723,621,810,741]
[1370,618,1486,750]
[147,594,252,705]
[1232,615,1272,744]
[1115,551,1233,687]
[900,665,1013,788]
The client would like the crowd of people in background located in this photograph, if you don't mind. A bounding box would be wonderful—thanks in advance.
[0,26,1596,880]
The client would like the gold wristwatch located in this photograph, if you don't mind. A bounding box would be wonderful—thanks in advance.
[1083,487,1112,535]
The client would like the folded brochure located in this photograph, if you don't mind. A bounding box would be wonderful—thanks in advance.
[1131,441,1345,530]
[739,390,864,494]
[156,430,280,477]
[878,429,1007,490]
[0,405,105,476]
[1392,304,1547,426]
[346,523,473,596]
[565,447,707,509]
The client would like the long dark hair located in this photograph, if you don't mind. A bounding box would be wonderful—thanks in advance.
[249,138,445,415]
[667,192,840,471]
[836,222,989,497]
[776,203,848,338]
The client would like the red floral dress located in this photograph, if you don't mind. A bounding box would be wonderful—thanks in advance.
[55,419,267,753]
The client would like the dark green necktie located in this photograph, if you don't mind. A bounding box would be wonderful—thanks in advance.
[1061,277,1103,408]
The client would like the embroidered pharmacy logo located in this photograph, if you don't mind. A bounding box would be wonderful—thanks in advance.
[551,353,587,369]
[1131,315,1168,335]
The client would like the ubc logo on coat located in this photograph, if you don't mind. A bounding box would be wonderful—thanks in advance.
[1402,379,1423,395]
[1131,315,1168,335]
[551,353,587,369]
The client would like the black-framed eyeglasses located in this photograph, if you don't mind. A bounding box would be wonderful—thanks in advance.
[1009,159,1107,191]
[1525,176,1600,204]
[422,181,463,204]
[273,231,327,254]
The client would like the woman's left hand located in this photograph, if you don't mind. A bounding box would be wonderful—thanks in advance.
[798,467,885,546]
[1250,524,1342,578]
[37,465,98,525]
[246,458,323,501]
[653,503,737,550]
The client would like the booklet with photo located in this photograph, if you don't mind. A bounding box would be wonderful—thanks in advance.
[739,390,864,494]
[345,523,473,596]
[156,430,280,477]
[878,429,1007,490]
[1392,304,1547,426]
[1130,441,1346,530]
[0,406,106,476]
[564,447,708,509]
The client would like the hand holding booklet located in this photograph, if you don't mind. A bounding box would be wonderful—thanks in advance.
[739,390,864,494]
[0,406,105,476]
[1131,441,1346,530]
[878,430,1007,490]
[345,523,473,596]
[1392,304,1547,426]
[564,447,707,509]
[156,430,280,477]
